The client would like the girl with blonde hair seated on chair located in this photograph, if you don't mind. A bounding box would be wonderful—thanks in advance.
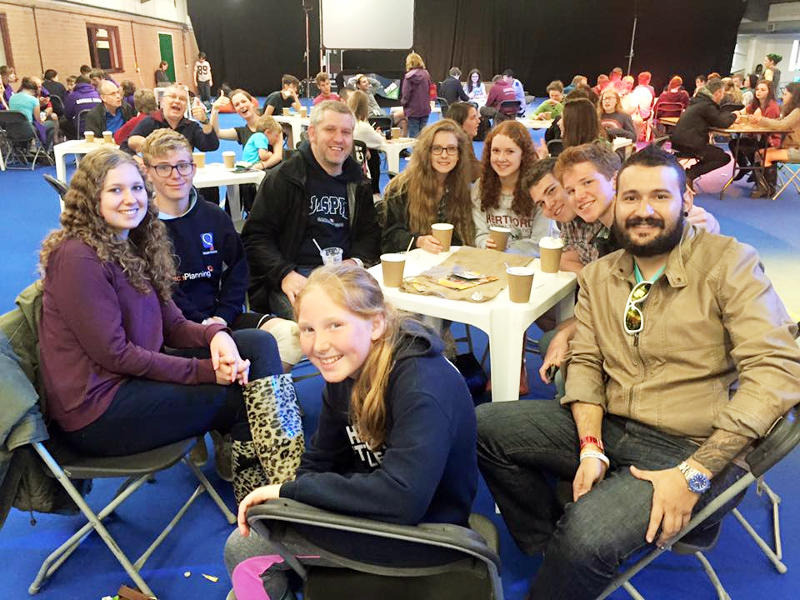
[224,264,478,600]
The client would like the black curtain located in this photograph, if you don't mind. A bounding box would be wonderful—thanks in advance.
[188,0,745,97]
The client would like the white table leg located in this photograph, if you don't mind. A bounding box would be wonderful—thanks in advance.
[386,146,401,173]
[0,143,5,171]
[228,184,242,223]
[487,312,526,402]
[55,147,67,182]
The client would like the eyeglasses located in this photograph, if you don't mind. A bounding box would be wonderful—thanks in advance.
[150,162,195,177]
[623,280,653,335]
[431,145,459,156]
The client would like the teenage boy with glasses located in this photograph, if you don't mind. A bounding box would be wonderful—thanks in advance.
[141,129,303,374]
[476,144,800,599]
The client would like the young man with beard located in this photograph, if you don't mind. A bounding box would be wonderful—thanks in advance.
[534,143,719,383]
[476,145,800,600]
[241,101,380,320]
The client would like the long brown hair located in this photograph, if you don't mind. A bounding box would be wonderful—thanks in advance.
[479,119,538,215]
[782,82,800,117]
[295,265,401,449]
[39,148,176,301]
[383,119,475,245]
[563,98,607,149]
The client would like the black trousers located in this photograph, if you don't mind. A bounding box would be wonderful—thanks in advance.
[675,143,731,181]
[60,329,282,456]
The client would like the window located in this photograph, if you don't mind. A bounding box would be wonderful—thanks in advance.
[86,24,122,72]
[0,14,13,67]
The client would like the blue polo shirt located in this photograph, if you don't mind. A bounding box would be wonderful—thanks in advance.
[105,109,125,133]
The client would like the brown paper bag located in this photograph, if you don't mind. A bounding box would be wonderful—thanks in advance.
[400,247,532,302]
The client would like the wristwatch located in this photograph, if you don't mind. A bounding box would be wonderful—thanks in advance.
[677,461,711,494]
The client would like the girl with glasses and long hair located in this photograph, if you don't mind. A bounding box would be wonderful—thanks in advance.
[598,88,637,142]
[382,119,475,254]
[224,264,477,600]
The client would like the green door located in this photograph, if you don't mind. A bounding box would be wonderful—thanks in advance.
[158,33,176,82]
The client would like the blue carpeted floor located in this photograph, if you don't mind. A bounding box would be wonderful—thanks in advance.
[0,100,798,599]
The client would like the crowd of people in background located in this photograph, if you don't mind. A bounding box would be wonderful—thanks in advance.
[2,46,800,600]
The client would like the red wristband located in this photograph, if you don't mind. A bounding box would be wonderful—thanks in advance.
[580,436,604,452]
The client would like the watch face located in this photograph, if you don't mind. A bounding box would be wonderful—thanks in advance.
[688,473,710,493]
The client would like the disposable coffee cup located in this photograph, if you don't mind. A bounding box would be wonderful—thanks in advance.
[83,131,95,143]
[391,126,401,140]
[320,247,343,265]
[539,236,565,274]
[431,223,454,252]
[102,130,113,144]
[222,151,236,169]
[488,226,511,251]
[507,266,535,303]
[282,107,291,116]
[192,151,206,169]
[299,106,308,117]
[380,253,406,287]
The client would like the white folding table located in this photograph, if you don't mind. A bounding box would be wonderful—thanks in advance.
[368,248,577,402]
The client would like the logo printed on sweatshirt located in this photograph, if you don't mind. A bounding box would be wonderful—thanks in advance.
[346,425,384,468]
[201,232,217,255]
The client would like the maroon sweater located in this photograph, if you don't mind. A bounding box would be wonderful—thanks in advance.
[39,239,225,432]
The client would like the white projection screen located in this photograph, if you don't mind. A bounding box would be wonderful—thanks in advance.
[320,0,414,50]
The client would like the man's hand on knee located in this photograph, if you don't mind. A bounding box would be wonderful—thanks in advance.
[572,457,608,502]
[630,465,702,546]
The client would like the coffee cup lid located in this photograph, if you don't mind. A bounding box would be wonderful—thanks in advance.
[507,266,535,275]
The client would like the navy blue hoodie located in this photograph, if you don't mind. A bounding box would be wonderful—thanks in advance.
[280,320,477,529]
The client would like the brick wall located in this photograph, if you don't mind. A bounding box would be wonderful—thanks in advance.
[0,0,199,91]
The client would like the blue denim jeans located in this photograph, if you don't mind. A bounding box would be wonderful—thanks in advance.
[407,116,429,138]
[476,399,745,600]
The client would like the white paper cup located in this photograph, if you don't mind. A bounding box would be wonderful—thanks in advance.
[507,266,535,303]
[539,236,565,273]
[83,131,95,143]
[380,253,406,287]
[102,130,113,144]
[431,223,454,252]
[320,247,343,265]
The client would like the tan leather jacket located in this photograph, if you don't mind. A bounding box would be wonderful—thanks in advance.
[562,225,800,443]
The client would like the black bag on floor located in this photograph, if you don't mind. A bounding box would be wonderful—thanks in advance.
[452,353,488,405]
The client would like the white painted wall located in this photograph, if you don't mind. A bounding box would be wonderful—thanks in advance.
[59,0,190,24]
[768,2,800,21]
[733,34,800,89]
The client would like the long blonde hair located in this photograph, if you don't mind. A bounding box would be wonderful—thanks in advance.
[39,147,176,301]
[295,265,400,449]
[383,119,475,245]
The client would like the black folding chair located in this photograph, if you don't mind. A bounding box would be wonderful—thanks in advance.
[0,111,49,170]
[247,499,503,600]
[369,116,393,137]
[30,435,236,597]
[598,407,800,599]
[437,96,450,114]
[43,173,69,199]
[546,138,564,157]
[74,108,92,140]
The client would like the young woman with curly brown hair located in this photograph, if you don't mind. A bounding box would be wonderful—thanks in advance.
[471,119,550,255]
[381,119,475,254]
[38,147,284,475]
